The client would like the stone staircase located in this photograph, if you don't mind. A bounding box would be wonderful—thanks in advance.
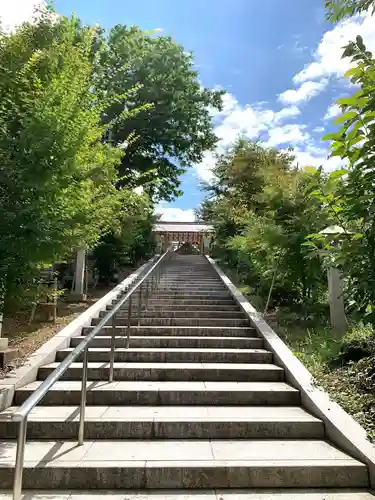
[0,253,373,498]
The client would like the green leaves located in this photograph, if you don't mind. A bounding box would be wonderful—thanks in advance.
[333,111,358,125]
[325,0,375,22]
[322,132,343,142]
[96,25,223,202]
[0,14,132,304]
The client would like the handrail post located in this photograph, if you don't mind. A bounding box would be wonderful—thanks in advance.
[109,313,116,383]
[145,279,149,311]
[137,284,143,326]
[13,418,27,500]
[78,347,88,445]
[126,295,132,348]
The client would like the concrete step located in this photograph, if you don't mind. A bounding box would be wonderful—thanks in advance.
[160,276,222,280]
[14,381,301,406]
[159,280,221,283]
[155,289,229,294]
[102,310,247,320]
[91,317,249,327]
[140,299,238,306]
[151,292,234,298]
[71,335,263,349]
[55,347,273,363]
[82,326,256,337]
[157,285,228,290]
[0,439,367,489]
[0,490,373,499]
[39,362,283,382]
[0,406,324,440]
[107,303,242,312]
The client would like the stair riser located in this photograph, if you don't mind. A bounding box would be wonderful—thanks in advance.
[108,304,241,312]
[157,285,227,289]
[82,327,255,337]
[159,278,224,282]
[71,337,263,349]
[155,290,229,294]
[157,284,227,287]
[15,390,300,406]
[55,351,273,364]
[111,300,237,307]
[38,366,282,382]
[100,311,246,319]
[151,292,233,297]
[139,300,237,306]
[0,464,367,489]
[160,276,222,280]
[91,318,249,327]
[0,421,324,440]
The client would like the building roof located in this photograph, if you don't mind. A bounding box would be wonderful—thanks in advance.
[153,221,213,233]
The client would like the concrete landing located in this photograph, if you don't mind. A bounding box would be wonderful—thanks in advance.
[0,491,374,499]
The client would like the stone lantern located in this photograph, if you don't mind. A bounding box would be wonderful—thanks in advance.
[319,225,348,333]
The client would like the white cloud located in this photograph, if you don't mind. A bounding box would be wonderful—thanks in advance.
[313,126,325,133]
[195,93,305,181]
[324,103,341,120]
[274,106,301,121]
[294,12,375,85]
[194,86,348,184]
[267,124,309,147]
[279,80,328,104]
[155,206,196,222]
[193,12,374,186]
[293,149,345,172]
[0,0,45,31]
[276,12,375,107]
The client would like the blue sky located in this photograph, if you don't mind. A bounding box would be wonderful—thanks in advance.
[3,1,375,220]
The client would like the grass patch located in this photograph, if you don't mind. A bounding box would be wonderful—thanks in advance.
[268,311,375,442]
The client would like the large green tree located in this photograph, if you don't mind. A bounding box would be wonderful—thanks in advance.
[0,12,140,310]
[199,139,329,307]
[96,25,224,202]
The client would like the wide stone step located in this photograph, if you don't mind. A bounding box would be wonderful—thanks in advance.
[151,292,233,298]
[55,347,272,363]
[102,310,246,319]
[157,284,227,289]
[92,317,249,327]
[160,277,222,281]
[0,406,324,440]
[0,439,367,489]
[141,299,238,306]
[108,303,241,312]
[82,326,255,337]
[71,335,263,349]
[39,362,283,382]
[156,288,229,294]
[159,282,223,286]
[15,381,301,406]
[0,490,372,499]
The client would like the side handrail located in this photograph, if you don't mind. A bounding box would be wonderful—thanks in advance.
[10,249,172,500]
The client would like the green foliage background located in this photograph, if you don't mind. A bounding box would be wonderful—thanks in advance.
[0,6,223,311]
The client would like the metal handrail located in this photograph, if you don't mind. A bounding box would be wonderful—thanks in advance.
[10,249,172,500]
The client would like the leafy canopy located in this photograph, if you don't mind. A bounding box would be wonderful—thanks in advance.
[96,25,224,202]
[0,11,142,303]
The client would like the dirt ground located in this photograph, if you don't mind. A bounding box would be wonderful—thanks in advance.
[1,286,112,377]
